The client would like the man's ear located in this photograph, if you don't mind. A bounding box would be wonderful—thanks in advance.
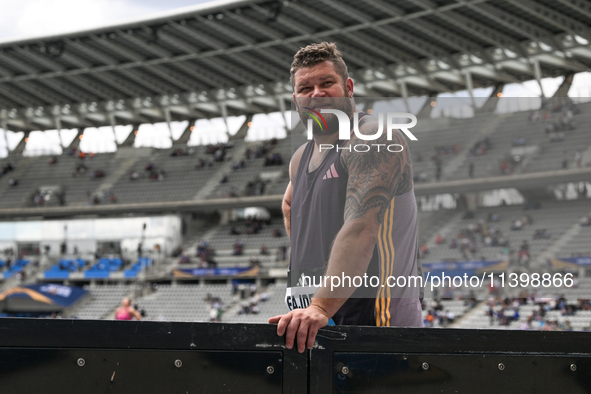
[346,78,354,97]
[292,94,300,111]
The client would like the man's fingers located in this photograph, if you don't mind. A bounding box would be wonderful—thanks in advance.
[268,315,282,324]
[277,313,292,337]
[284,315,301,350]
[307,325,319,350]
[296,321,310,353]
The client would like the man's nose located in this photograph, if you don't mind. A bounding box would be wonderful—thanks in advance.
[311,86,327,97]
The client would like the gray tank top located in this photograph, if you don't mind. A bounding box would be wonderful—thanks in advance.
[286,116,423,327]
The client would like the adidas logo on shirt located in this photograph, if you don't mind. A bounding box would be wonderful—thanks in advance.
[322,163,339,180]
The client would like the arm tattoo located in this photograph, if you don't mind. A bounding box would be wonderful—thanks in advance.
[341,120,414,225]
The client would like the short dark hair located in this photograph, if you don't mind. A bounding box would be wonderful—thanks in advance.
[290,42,349,89]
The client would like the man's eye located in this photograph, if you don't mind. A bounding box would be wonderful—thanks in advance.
[324,81,333,85]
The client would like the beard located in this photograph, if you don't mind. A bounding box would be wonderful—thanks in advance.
[296,90,354,137]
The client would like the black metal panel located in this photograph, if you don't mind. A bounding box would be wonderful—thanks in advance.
[2,319,591,393]
[332,353,591,393]
[0,349,281,394]
[0,318,307,394]
[311,326,591,394]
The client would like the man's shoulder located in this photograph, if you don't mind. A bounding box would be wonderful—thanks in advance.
[290,142,309,182]
[291,142,308,161]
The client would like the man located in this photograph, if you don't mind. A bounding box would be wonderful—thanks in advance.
[269,42,422,353]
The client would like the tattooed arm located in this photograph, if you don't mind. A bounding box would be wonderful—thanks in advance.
[270,119,414,352]
[312,119,413,304]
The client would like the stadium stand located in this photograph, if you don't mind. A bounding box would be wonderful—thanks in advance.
[422,199,591,265]
[2,102,590,210]
[455,277,591,331]
[68,284,133,320]
[133,283,234,322]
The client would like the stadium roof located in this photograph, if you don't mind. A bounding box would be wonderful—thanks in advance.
[1,0,591,132]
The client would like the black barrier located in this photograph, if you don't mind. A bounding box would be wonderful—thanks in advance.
[0,318,590,393]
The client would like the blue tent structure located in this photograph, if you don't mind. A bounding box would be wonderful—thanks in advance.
[0,284,88,313]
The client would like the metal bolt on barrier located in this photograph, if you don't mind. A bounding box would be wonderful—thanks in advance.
[267,366,275,374]
[571,364,577,372]
[498,363,505,371]
[77,358,85,367]
[341,366,349,375]
[175,360,182,368]
[422,362,429,370]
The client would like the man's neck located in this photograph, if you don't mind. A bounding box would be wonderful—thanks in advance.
[313,132,339,148]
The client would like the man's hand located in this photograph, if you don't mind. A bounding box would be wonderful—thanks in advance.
[268,304,330,353]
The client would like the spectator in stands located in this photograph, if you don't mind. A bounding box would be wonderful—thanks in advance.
[513,138,526,146]
[434,156,442,181]
[196,241,210,258]
[230,226,241,235]
[145,163,154,171]
[1,162,14,175]
[91,170,104,179]
[272,228,283,238]
[510,219,523,231]
[435,234,445,245]
[549,130,565,143]
[7,178,18,187]
[468,137,491,157]
[575,151,582,169]
[468,159,474,178]
[562,151,569,169]
[130,171,139,181]
[224,187,239,198]
[580,215,591,227]
[533,229,551,240]
[264,152,284,166]
[278,245,288,262]
[233,239,244,256]
[73,162,87,177]
[444,310,455,326]
[419,244,429,258]
[488,212,500,222]
[48,156,57,165]
[500,160,510,175]
[33,192,45,207]
[260,245,269,255]
[518,240,530,264]
[115,297,142,321]
[172,246,183,258]
[231,160,245,170]
[206,256,218,268]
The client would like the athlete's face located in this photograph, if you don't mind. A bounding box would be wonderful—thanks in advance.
[293,61,354,136]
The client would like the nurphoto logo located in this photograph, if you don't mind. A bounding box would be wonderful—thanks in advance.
[304,108,418,153]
